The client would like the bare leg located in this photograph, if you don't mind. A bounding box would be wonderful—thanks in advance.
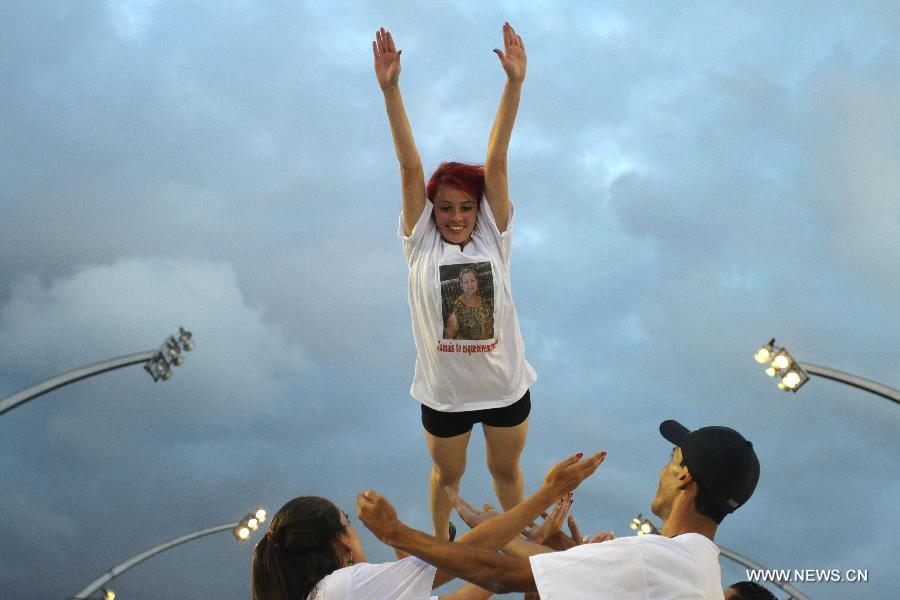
[483,418,529,511]
[425,428,472,540]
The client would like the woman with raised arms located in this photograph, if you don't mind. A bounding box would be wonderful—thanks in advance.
[373,23,536,540]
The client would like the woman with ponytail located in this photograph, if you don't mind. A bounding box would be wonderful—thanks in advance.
[251,496,490,600]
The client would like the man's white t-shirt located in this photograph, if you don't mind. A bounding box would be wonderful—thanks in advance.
[529,533,723,599]
[400,200,536,412]
[311,556,438,599]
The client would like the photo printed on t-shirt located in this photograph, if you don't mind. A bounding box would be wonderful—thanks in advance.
[439,262,495,340]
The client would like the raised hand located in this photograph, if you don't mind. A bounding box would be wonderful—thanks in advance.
[357,489,400,541]
[542,451,607,497]
[525,493,574,549]
[373,27,402,89]
[493,22,526,83]
[564,514,616,546]
[588,531,616,544]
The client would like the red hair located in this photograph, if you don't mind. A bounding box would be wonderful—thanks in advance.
[426,162,485,204]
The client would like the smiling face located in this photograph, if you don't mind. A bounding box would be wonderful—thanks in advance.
[650,447,688,520]
[460,271,479,297]
[433,185,477,246]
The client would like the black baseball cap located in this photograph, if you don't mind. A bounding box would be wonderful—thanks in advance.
[660,420,760,513]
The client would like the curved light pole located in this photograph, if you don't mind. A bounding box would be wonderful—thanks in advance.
[73,509,266,599]
[0,328,193,417]
[754,339,899,405]
[629,515,810,599]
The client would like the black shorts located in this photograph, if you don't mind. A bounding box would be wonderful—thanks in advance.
[421,390,531,438]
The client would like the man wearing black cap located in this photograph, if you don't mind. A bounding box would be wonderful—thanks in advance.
[359,420,760,598]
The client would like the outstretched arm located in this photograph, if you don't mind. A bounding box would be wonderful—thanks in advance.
[373,27,425,235]
[444,452,604,554]
[388,524,537,594]
[448,492,559,557]
[360,451,606,589]
[484,22,526,233]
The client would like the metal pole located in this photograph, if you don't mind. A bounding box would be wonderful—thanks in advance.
[72,521,239,599]
[802,363,900,405]
[0,352,154,416]
[719,546,811,600]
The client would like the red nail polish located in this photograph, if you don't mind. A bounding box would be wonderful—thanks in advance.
[576,452,583,459]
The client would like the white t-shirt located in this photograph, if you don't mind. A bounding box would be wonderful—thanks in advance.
[400,200,536,412]
[310,556,438,600]
[529,533,723,599]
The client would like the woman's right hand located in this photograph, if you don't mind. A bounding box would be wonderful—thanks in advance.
[373,27,402,89]
[542,451,607,496]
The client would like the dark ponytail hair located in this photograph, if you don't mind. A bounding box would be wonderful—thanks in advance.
[251,497,347,600]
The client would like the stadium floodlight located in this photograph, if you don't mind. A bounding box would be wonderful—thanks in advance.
[234,508,268,541]
[144,328,195,382]
[629,514,660,536]
[1,327,196,417]
[753,339,810,393]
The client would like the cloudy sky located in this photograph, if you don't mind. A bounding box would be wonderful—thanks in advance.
[1,1,898,598]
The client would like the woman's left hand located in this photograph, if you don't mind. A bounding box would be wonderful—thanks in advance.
[493,22,526,83]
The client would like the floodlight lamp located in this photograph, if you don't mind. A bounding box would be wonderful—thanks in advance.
[630,514,659,536]
[777,382,787,390]
[179,328,194,351]
[772,353,791,370]
[782,371,802,389]
[102,588,115,600]
[162,370,173,381]
[172,355,184,366]
[754,347,772,364]
[765,367,776,377]
[248,517,259,530]
[234,526,251,541]
[255,508,267,522]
